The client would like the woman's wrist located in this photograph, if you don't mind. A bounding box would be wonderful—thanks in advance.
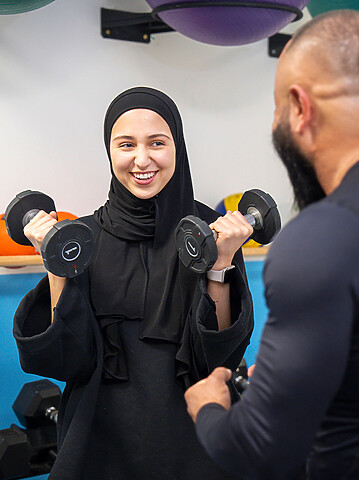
[211,256,234,271]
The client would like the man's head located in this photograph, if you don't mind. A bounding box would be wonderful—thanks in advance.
[272,9,359,210]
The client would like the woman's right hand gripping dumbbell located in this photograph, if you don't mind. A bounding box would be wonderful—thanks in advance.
[24,210,66,322]
[23,210,58,254]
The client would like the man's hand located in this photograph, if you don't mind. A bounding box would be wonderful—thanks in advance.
[185,367,232,423]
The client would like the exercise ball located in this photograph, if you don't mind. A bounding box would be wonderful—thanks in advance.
[147,0,310,46]
[307,0,359,17]
[0,1,54,15]
[56,211,78,222]
[0,211,77,256]
[0,214,36,256]
[215,194,261,247]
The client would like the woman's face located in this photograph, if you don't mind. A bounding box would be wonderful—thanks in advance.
[110,108,176,199]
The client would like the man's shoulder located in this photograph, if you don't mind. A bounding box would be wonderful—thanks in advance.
[265,198,359,284]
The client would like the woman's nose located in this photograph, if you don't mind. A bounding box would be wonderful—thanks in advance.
[134,145,151,169]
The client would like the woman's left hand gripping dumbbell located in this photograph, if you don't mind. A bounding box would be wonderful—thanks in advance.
[209,210,254,270]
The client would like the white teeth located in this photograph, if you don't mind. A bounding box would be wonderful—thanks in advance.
[133,172,155,180]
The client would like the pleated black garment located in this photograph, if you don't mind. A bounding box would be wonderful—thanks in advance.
[13,87,254,479]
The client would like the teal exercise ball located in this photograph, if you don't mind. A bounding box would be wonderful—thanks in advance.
[0,0,54,15]
[307,0,359,17]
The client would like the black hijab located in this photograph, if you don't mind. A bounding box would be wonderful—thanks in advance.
[92,87,198,379]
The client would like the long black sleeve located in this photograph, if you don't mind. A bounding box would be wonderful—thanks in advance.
[13,275,97,382]
[196,201,359,480]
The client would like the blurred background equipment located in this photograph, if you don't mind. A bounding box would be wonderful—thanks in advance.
[307,0,359,17]
[0,1,54,15]
[146,0,310,46]
[102,0,310,47]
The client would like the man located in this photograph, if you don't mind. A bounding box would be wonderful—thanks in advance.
[185,9,359,480]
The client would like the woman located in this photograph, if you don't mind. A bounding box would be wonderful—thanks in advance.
[13,87,254,480]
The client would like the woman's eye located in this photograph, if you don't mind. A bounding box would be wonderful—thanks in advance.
[151,140,165,147]
[120,143,134,148]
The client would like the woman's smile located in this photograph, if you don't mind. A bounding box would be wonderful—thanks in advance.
[131,171,158,185]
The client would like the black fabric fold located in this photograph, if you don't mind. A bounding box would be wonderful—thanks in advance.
[97,316,129,381]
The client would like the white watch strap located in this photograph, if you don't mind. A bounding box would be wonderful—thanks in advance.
[206,265,235,283]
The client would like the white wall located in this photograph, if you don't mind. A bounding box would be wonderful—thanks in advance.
[0,0,312,224]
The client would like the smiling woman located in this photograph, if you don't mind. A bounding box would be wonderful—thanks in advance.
[12,86,254,480]
[110,109,176,199]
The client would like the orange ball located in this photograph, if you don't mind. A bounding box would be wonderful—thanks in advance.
[56,211,78,222]
[0,214,37,256]
[0,211,78,256]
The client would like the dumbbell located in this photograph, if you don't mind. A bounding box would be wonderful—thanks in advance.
[4,190,94,278]
[0,425,31,479]
[12,380,61,429]
[175,189,281,274]
[0,423,56,479]
[233,358,250,395]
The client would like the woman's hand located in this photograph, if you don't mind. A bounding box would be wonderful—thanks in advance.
[23,210,58,254]
[24,210,66,322]
[209,211,253,270]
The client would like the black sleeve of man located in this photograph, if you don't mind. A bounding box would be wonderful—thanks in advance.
[195,201,359,480]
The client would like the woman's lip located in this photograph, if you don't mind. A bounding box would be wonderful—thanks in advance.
[131,171,158,185]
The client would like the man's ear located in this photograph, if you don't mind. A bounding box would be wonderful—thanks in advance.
[288,84,312,135]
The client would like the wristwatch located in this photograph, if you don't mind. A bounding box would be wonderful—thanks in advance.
[206,265,236,283]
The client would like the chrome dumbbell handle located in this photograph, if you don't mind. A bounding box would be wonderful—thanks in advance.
[212,207,262,241]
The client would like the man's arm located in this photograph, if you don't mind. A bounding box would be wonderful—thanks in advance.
[185,204,357,479]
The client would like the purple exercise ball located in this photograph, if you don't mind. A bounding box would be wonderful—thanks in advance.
[147,0,309,46]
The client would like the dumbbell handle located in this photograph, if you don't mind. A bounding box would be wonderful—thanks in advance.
[234,375,249,394]
[45,406,58,424]
[212,207,263,241]
[22,208,43,228]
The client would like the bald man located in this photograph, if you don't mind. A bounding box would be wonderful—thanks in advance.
[185,10,359,480]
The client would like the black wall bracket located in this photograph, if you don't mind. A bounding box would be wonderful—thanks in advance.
[268,33,292,58]
[101,7,292,57]
[100,8,174,44]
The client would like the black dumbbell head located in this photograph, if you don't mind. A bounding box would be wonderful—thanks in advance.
[41,219,94,278]
[12,380,61,429]
[4,191,56,246]
[238,189,281,245]
[0,425,31,479]
[175,215,218,274]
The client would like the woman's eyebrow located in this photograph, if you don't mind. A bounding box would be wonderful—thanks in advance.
[112,135,134,141]
[148,133,172,140]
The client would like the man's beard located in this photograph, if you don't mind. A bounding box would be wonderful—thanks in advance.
[272,120,325,210]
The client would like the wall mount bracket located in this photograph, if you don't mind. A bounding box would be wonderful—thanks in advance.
[100,8,174,44]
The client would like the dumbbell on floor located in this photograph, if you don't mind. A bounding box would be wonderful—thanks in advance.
[0,380,60,480]
[175,189,281,274]
[0,425,31,479]
[5,190,94,278]
[12,379,61,429]
[0,423,57,479]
